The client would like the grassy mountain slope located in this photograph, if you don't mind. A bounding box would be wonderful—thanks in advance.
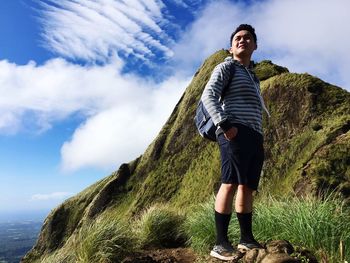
[22,50,350,262]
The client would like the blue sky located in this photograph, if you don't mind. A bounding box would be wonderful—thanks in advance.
[0,0,349,221]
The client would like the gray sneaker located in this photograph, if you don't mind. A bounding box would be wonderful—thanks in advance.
[210,242,238,261]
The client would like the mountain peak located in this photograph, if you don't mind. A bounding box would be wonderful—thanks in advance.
[22,50,350,263]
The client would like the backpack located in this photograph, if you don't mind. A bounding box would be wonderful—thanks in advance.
[194,62,235,141]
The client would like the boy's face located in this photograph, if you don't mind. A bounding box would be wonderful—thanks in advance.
[229,30,257,58]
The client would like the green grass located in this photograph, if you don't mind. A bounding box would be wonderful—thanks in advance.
[34,193,350,263]
[182,197,217,253]
[184,194,350,262]
[74,217,135,263]
[134,203,187,248]
[254,194,350,262]
[34,204,188,263]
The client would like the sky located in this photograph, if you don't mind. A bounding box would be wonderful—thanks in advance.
[0,0,349,221]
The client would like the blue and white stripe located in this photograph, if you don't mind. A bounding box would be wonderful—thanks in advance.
[201,57,268,135]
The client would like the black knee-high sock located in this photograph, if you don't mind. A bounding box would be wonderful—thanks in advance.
[236,212,254,243]
[215,211,232,245]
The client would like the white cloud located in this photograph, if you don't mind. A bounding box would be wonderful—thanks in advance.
[254,0,350,89]
[30,192,74,201]
[0,56,189,170]
[171,0,207,9]
[0,57,121,133]
[172,0,244,73]
[172,0,350,90]
[61,73,189,171]
[38,0,174,62]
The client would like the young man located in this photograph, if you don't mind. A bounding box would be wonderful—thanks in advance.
[201,24,270,261]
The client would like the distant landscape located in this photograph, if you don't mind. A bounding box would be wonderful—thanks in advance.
[0,212,46,263]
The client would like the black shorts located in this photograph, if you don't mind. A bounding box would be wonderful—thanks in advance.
[217,123,264,190]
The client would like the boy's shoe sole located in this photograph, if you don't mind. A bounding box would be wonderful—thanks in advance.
[237,242,263,251]
[210,250,239,261]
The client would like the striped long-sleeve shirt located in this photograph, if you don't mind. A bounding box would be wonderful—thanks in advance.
[201,57,264,135]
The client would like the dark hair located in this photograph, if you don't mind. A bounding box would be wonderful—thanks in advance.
[230,24,257,45]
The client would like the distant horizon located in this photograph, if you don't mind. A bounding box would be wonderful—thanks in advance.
[0,209,50,223]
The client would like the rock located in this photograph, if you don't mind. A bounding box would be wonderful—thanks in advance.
[293,247,318,263]
[260,253,300,263]
[244,248,259,262]
[244,248,267,263]
[266,240,294,255]
[240,240,318,263]
[255,249,269,262]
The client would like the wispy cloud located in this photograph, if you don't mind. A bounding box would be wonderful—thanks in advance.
[171,0,206,9]
[30,192,74,201]
[37,0,174,63]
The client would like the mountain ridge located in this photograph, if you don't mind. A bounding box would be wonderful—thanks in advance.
[22,49,350,262]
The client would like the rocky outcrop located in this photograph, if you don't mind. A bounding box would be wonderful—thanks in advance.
[241,240,318,263]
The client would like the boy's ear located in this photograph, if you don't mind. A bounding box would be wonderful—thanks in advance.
[229,47,233,54]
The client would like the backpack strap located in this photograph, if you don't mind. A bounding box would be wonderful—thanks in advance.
[220,62,235,102]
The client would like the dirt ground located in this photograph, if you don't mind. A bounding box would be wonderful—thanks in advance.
[121,248,198,263]
[120,247,245,263]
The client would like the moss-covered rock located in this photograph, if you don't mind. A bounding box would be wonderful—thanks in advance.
[254,60,289,81]
[22,50,350,263]
[260,71,350,198]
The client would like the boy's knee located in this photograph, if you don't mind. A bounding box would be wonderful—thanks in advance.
[237,184,253,194]
[221,183,237,194]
